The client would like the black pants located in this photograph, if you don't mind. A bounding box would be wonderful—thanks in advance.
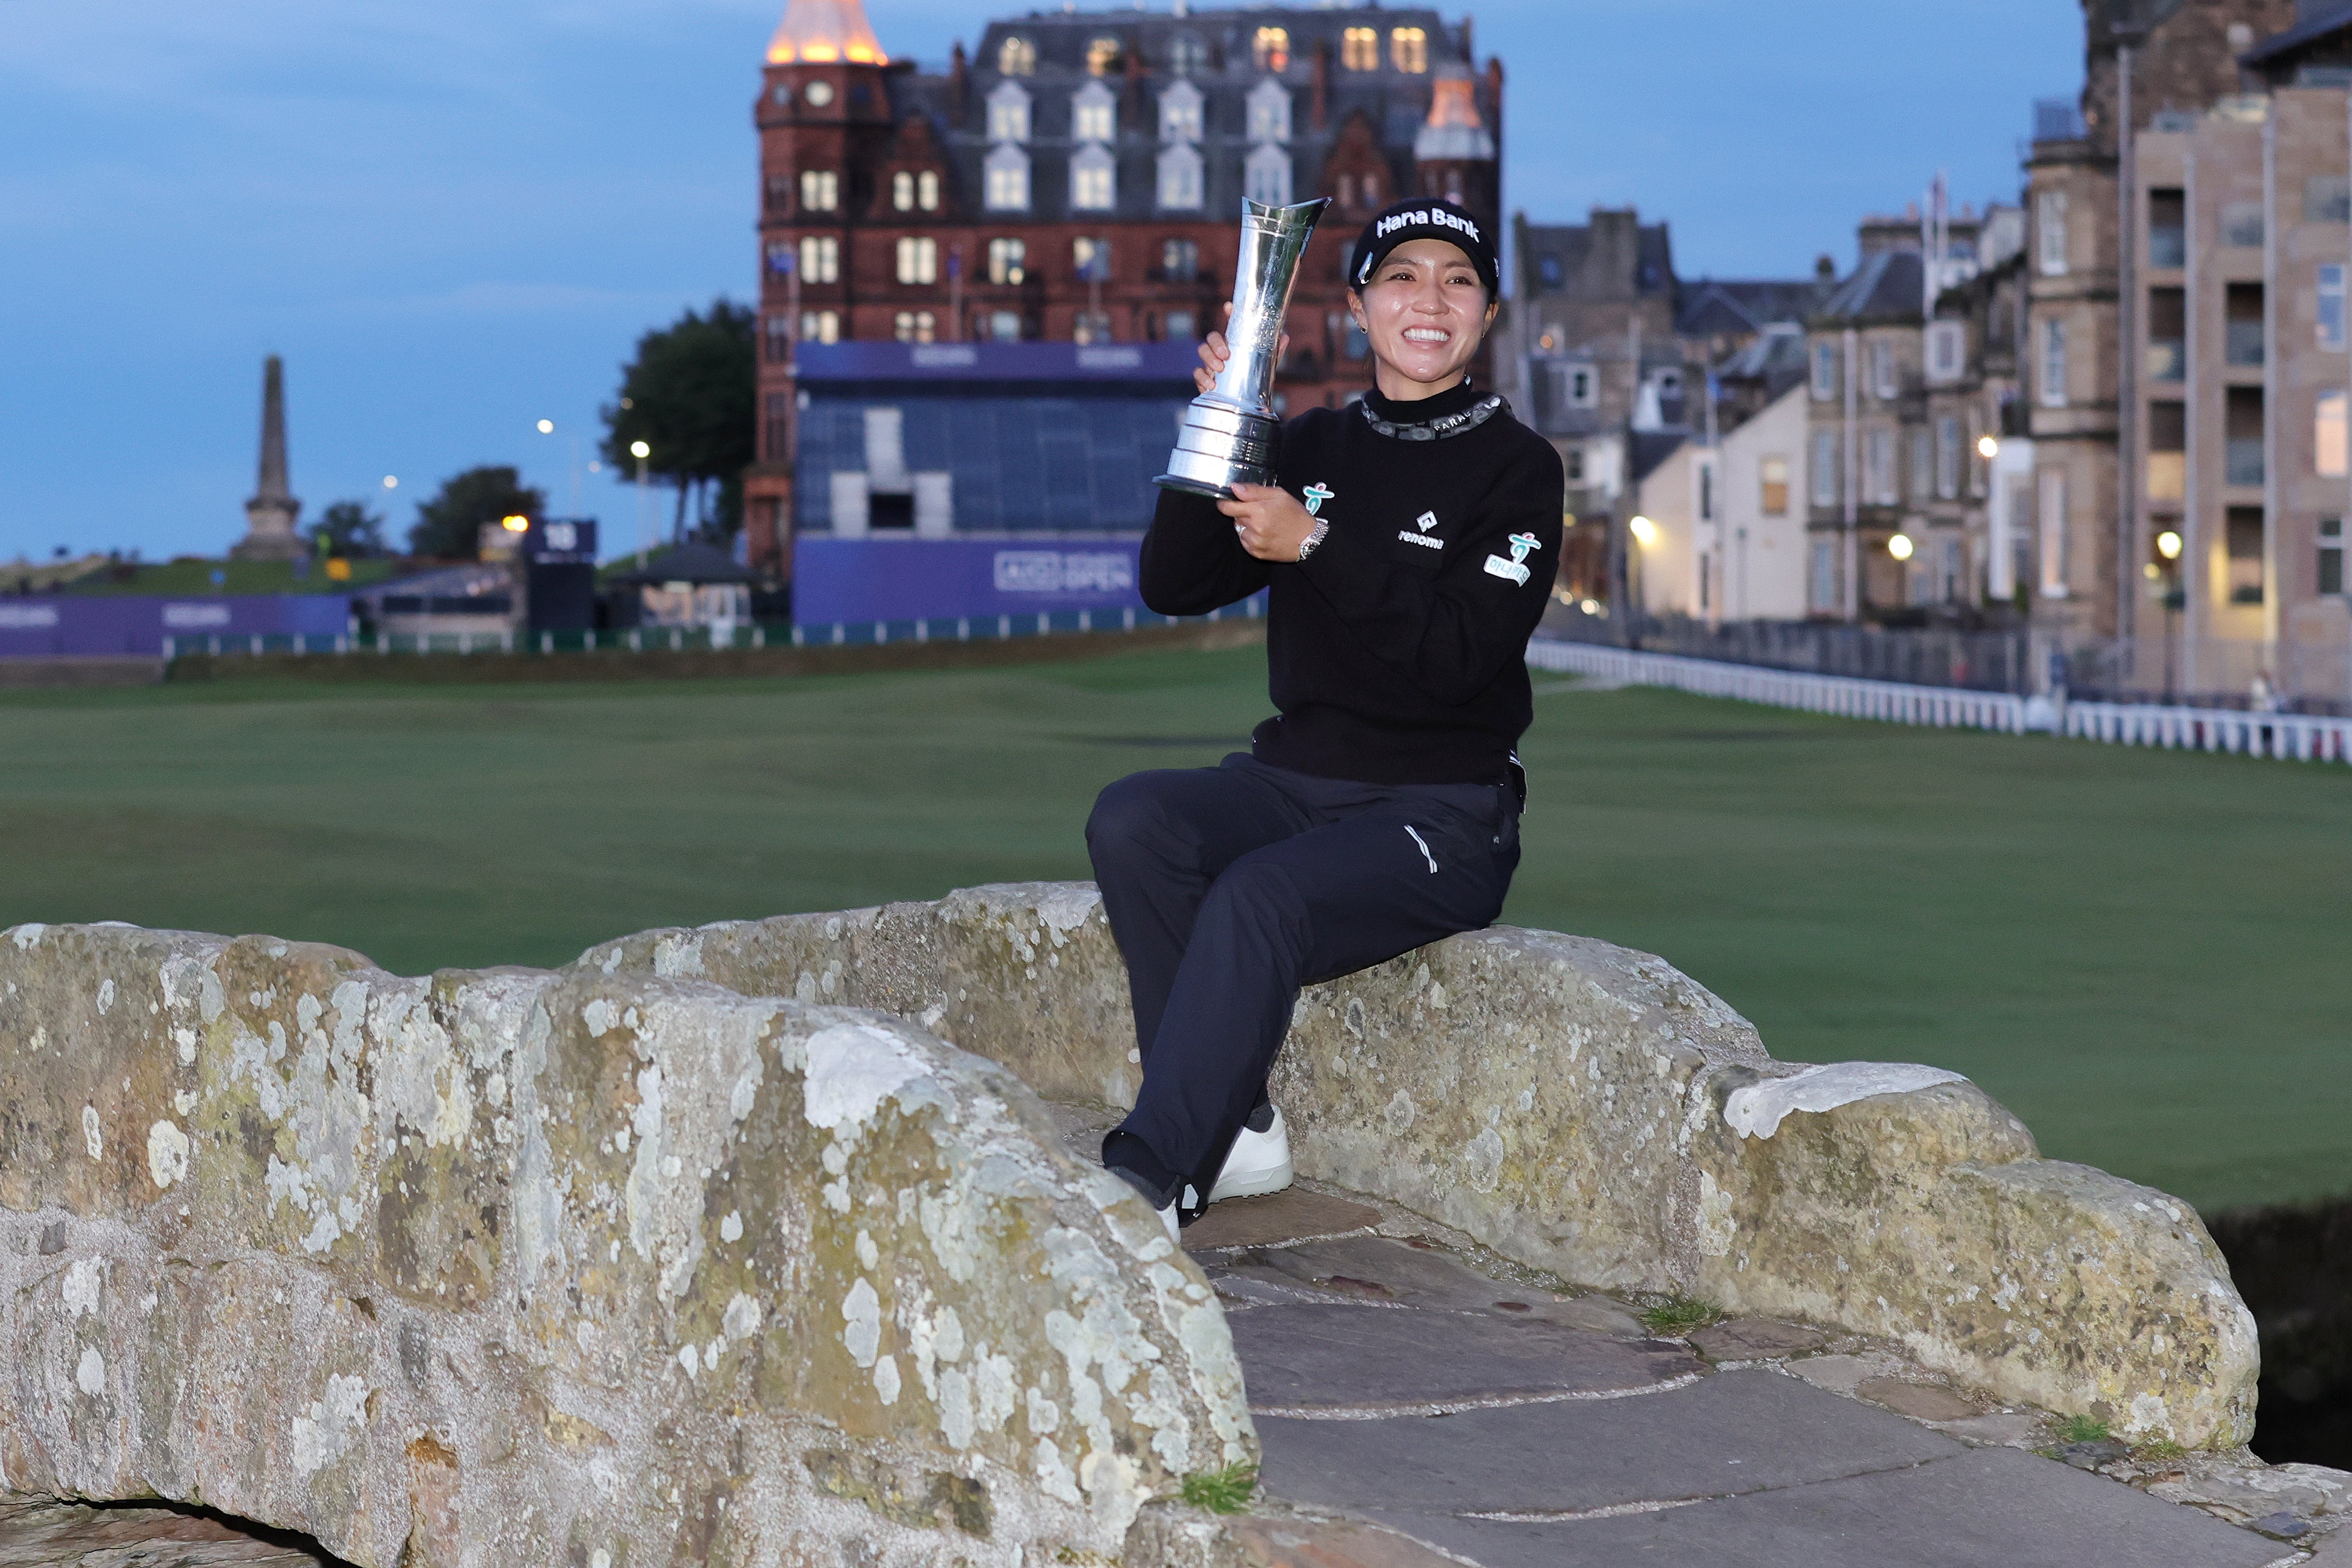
[1085,753,1520,1215]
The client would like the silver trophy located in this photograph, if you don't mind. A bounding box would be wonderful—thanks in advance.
[1155,197,1332,498]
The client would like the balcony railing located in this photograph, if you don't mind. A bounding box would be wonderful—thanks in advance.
[2225,320,2265,367]
[2147,339,2186,381]
[2226,438,2265,486]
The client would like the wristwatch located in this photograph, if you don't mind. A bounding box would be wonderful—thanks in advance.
[1296,519,1330,562]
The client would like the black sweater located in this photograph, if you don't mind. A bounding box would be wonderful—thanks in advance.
[1142,381,1566,786]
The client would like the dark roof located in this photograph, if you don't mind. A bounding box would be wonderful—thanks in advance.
[2243,1,2352,63]
[606,543,757,586]
[1675,278,1835,338]
[1813,249,1925,327]
[1629,431,1686,486]
[1517,215,1675,300]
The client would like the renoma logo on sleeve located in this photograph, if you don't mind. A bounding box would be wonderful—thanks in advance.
[1482,531,1543,585]
[1397,509,1445,550]
[1302,483,1335,516]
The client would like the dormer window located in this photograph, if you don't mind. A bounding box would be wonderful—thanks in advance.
[1159,80,1203,144]
[1169,34,1207,75]
[1246,78,1291,144]
[997,35,1035,76]
[1070,144,1116,211]
[1391,27,1427,73]
[985,144,1031,211]
[1342,27,1378,71]
[1156,143,1204,210]
[1086,35,1122,77]
[1253,26,1289,73]
[1072,80,1117,143]
[1246,143,1292,207]
[987,80,1031,142]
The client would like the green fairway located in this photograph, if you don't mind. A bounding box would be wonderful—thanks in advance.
[1,644,2343,1214]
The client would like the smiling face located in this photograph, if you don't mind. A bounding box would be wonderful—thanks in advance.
[1348,238,1498,401]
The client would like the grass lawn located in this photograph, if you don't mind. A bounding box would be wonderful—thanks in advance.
[60,558,403,596]
[0,642,2343,1214]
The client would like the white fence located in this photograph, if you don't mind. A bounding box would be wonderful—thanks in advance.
[1526,639,2352,765]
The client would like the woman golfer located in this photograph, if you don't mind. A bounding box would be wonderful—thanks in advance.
[1089,199,1566,1237]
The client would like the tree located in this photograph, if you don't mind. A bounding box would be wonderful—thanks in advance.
[306,500,388,558]
[600,299,756,543]
[408,467,547,559]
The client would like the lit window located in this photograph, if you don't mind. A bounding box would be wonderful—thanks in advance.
[1156,143,1203,209]
[987,237,1025,284]
[2319,390,2348,477]
[997,35,1034,76]
[895,236,938,285]
[1245,142,1292,207]
[1254,26,1289,72]
[1070,145,1116,211]
[1086,35,1121,76]
[1760,456,1788,515]
[2322,264,2347,350]
[893,172,915,211]
[2038,470,2068,597]
[2037,189,2068,276]
[984,144,1030,211]
[1161,237,1198,281]
[1247,78,1292,143]
[1073,236,1112,281]
[800,309,839,344]
[1342,27,1378,70]
[1811,341,1838,400]
[986,81,1031,143]
[1072,82,1116,142]
[2040,319,2068,407]
[800,169,839,211]
[1811,429,1839,505]
[1391,27,1427,73]
[1159,80,1203,143]
[798,235,839,283]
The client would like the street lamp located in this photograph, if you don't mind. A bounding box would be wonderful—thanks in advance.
[630,440,652,568]
[2156,530,2184,702]
[1887,533,1915,561]
[1628,515,1658,547]
[1976,435,2000,460]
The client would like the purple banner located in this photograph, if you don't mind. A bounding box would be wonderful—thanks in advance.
[793,535,1151,626]
[0,596,353,658]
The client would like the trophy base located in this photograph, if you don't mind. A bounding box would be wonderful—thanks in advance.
[1153,402,1281,499]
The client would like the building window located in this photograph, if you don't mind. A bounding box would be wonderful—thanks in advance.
[2322,518,2345,596]
[1871,341,1896,399]
[2038,469,2068,596]
[1086,35,1121,76]
[1812,342,1838,400]
[1759,456,1789,515]
[886,170,941,212]
[1159,80,1203,142]
[1247,78,1292,143]
[2222,201,2265,249]
[1342,26,1378,70]
[1909,427,1933,501]
[1246,142,1292,206]
[1070,145,1116,211]
[764,313,792,362]
[987,237,1026,284]
[800,309,839,344]
[2147,400,2186,501]
[2037,189,2068,276]
[1254,26,1289,72]
[1941,536,1962,602]
[1073,311,1113,344]
[986,309,1022,342]
[1165,309,1197,340]
[895,236,938,285]
[1699,462,1715,522]
[1935,415,1962,498]
[1810,540,1837,613]
[798,235,839,283]
[1567,365,1595,407]
[986,81,1031,143]
[1072,81,1116,142]
[2040,319,2067,407]
[800,169,839,211]
[2321,390,2349,477]
[1926,321,1964,382]
[1811,429,1839,505]
[764,391,791,463]
[1160,237,1199,281]
[893,311,937,344]
[1073,236,1112,281]
[983,144,1030,211]
[1865,427,1895,503]
[765,241,793,276]
[1169,34,1207,74]
[1156,144,1203,210]
[2149,285,2186,380]
[997,35,1034,76]
[2227,507,2265,602]
[2322,265,2347,351]
[1391,27,1427,72]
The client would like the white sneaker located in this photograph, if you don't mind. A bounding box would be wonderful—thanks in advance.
[1209,1106,1293,1203]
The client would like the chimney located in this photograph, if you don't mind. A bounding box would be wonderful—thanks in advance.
[950,41,967,118]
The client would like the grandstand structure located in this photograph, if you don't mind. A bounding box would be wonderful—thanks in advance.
[741,0,1504,574]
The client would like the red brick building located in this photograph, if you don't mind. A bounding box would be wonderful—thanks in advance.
[742,0,1503,573]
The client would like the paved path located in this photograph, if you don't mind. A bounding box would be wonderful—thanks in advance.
[1179,1178,2310,1568]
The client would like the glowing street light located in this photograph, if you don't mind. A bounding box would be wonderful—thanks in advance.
[1888,533,1915,561]
[1628,515,1658,547]
[629,440,650,459]
[499,514,530,533]
[2157,530,2183,561]
[629,441,653,567]
[1977,435,2000,460]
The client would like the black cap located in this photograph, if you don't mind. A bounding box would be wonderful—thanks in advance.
[1347,199,1498,297]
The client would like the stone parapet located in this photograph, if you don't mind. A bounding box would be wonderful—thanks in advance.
[0,920,1248,1566]
[588,883,2258,1448]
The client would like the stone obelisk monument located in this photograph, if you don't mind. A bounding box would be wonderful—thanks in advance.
[231,355,303,560]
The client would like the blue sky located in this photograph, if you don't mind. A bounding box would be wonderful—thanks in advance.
[0,0,2081,562]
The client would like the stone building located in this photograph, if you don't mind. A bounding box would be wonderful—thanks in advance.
[742,0,1502,574]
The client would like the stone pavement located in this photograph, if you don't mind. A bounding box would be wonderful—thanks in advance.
[1176,1174,2320,1568]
